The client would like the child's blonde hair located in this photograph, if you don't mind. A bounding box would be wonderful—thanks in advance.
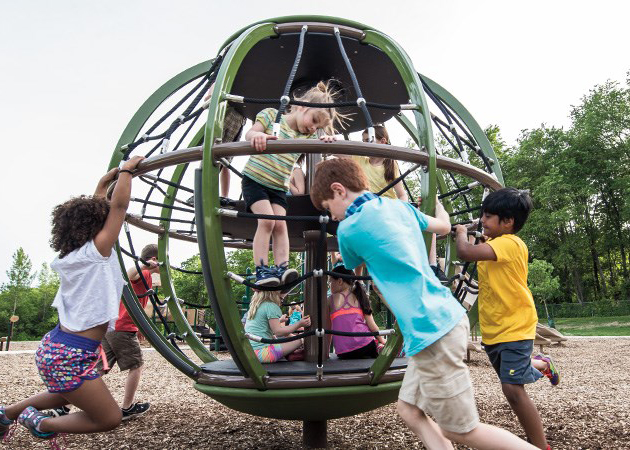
[247,290,283,320]
[293,80,350,134]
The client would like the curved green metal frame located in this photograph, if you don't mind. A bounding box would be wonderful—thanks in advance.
[201,23,277,388]
[111,61,218,376]
[158,126,216,363]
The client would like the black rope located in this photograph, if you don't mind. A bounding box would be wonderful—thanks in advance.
[375,163,422,197]
[233,271,312,292]
[333,27,374,132]
[323,270,371,281]
[131,198,195,214]
[219,158,243,178]
[450,205,482,217]
[179,299,211,309]
[170,266,203,275]
[142,216,196,224]
[252,330,316,344]
[274,25,307,125]
[123,56,223,159]
[226,211,328,222]
[439,183,480,200]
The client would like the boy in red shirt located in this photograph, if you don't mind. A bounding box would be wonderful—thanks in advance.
[101,244,159,419]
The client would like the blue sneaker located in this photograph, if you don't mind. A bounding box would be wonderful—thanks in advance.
[18,406,57,440]
[1,405,15,440]
[255,265,280,287]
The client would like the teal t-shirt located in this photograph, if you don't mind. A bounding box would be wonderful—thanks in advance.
[338,196,465,356]
[244,301,282,350]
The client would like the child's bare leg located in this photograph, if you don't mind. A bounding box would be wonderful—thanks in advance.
[531,358,547,372]
[270,203,289,264]
[219,167,230,198]
[250,200,276,265]
[3,392,68,420]
[280,339,302,357]
[122,366,142,410]
[429,233,437,266]
[38,378,121,434]
[443,423,537,449]
[396,399,453,449]
[501,384,547,449]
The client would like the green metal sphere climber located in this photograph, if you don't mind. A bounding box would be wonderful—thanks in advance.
[107,15,503,447]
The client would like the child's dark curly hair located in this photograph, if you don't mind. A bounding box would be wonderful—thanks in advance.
[50,195,110,258]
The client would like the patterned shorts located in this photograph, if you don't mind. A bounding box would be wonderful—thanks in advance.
[254,344,284,363]
[35,325,103,393]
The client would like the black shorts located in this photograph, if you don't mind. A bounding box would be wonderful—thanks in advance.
[483,339,543,385]
[241,175,288,212]
[338,340,378,360]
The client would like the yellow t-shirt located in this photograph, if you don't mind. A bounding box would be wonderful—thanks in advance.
[351,156,400,199]
[477,234,537,345]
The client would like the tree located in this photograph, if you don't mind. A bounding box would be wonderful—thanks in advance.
[529,259,561,304]
[4,248,34,316]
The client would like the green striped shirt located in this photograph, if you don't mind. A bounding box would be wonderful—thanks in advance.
[242,108,314,191]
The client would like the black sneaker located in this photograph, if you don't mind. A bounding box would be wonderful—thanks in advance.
[255,265,280,287]
[46,406,70,418]
[121,402,150,421]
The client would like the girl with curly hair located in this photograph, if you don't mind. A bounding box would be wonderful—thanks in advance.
[1,155,143,443]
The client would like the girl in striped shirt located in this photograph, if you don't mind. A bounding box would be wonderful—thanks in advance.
[243,81,344,286]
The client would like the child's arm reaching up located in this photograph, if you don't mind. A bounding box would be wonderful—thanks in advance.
[269,315,311,337]
[453,225,497,262]
[94,156,144,257]
[422,197,452,236]
[246,121,277,152]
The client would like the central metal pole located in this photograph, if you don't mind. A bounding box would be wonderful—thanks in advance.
[303,420,327,448]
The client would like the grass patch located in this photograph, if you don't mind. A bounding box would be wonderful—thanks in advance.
[553,315,630,336]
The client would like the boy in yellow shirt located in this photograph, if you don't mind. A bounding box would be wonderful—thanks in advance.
[454,188,559,450]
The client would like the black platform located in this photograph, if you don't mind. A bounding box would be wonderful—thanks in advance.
[201,354,407,376]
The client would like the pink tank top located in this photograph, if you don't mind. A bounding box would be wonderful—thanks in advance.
[329,292,373,355]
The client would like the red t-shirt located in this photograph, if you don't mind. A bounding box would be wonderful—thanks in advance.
[114,269,152,332]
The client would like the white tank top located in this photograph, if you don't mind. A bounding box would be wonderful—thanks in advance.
[51,240,126,332]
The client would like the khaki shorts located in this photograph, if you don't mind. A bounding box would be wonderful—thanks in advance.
[100,331,143,372]
[398,316,479,434]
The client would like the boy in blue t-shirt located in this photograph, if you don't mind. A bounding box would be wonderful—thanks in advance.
[310,158,536,450]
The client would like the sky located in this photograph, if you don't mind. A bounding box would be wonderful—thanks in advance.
[1,0,628,285]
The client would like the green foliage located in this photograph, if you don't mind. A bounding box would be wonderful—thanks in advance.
[502,73,630,306]
[528,259,561,304]
[0,256,60,340]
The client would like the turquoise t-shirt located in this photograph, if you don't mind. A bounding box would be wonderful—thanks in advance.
[244,301,282,350]
[338,196,465,356]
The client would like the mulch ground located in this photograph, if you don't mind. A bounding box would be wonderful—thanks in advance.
[1,338,629,449]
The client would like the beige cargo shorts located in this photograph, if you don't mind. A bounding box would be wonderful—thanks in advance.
[398,316,479,434]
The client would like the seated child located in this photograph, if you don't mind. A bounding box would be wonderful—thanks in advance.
[328,265,386,359]
[1,156,144,443]
[244,291,310,363]
[454,187,559,450]
[310,158,536,449]
[243,81,343,286]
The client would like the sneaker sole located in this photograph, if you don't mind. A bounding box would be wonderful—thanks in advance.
[255,277,280,287]
[281,269,299,293]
